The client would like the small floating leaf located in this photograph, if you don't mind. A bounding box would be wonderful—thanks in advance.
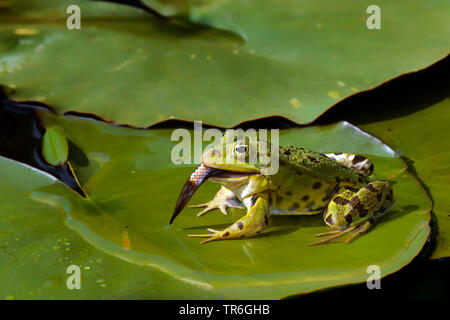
[42,127,69,166]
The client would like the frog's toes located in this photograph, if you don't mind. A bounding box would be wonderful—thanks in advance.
[308,226,357,246]
[188,228,228,244]
[189,202,226,216]
[344,221,373,244]
[189,199,244,217]
[315,229,343,237]
[309,220,375,246]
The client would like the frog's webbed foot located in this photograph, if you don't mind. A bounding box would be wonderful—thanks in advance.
[189,186,244,217]
[189,196,270,244]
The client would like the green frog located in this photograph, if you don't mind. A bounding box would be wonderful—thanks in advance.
[170,136,394,245]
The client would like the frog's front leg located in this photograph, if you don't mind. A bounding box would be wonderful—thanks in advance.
[189,186,245,217]
[309,181,394,246]
[189,196,270,244]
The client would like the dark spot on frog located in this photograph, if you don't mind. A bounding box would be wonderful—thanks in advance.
[334,152,342,155]
[386,189,393,201]
[286,191,292,196]
[365,184,376,192]
[282,149,290,155]
[345,186,359,193]
[237,222,244,230]
[306,202,316,210]
[352,155,367,164]
[359,207,369,217]
[377,192,383,202]
[313,181,322,189]
[322,185,339,202]
[223,232,230,237]
[276,195,283,204]
[333,196,349,205]
[302,195,310,201]
[307,155,317,162]
[349,195,362,209]
[288,203,299,211]
[325,214,334,225]
[345,214,353,224]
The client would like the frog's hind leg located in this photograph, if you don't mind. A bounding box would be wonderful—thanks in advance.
[189,186,244,217]
[325,153,374,176]
[309,181,394,246]
[188,196,270,244]
[341,183,394,244]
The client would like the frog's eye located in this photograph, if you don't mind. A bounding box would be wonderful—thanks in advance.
[234,144,249,156]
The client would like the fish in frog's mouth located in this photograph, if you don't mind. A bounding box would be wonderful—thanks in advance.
[170,164,255,224]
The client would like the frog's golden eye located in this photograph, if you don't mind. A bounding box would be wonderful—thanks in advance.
[234,144,249,156]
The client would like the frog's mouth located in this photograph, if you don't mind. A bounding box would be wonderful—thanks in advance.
[170,164,254,224]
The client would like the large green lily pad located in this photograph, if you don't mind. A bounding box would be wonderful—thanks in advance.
[0,0,448,127]
[1,110,427,299]
[359,98,450,259]
[0,156,224,299]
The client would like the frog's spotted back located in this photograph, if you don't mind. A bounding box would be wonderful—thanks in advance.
[278,146,369,185]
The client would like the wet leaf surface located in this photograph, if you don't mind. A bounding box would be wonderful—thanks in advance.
[0,110,431,298]
[0,157,224,299]
[0,0,448,127]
